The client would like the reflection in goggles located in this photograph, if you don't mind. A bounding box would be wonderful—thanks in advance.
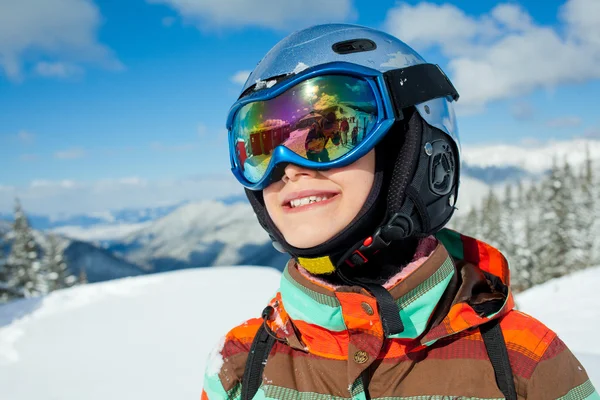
[232,75,378,183]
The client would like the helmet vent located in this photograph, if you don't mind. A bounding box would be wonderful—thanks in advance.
[332,39,377,55]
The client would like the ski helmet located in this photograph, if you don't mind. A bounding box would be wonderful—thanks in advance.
[227,23,461,274]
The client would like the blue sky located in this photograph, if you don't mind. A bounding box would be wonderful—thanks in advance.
[1,0,599,215]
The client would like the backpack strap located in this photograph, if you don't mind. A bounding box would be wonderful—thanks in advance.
[242,311,517,400]
[241,310,277,400]
[480,319,518,400]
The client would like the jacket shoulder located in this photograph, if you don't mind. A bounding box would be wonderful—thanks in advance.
[500,309,558,361]
[500,310,596,398]
[202,317,263,400]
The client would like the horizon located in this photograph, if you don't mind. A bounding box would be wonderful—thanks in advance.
[1,0,599,215]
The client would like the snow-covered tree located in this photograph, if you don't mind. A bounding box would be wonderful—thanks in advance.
[0,232,10,303]
[534,159,577,283]
[579,146,597,267]
[497,184,516,257]
[460,207,480,238]
[79,267,88,285]
[42,234,76,292]
[480,188,502,249]
[4,199,44,298]
[512,183,538,292]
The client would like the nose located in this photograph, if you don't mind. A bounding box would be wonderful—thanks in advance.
[282,163,317,183]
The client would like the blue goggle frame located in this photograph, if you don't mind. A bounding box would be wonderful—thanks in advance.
[227,62,396,191]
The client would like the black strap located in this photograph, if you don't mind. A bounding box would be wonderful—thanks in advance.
[241,322,276,400]
[480,319,518,400]
[360,282,405,336]
[335,268,405,336]
[384,63,459,119]
[241,314,515,400]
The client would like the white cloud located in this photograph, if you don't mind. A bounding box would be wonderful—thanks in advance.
[30,179,78,189]
[383,0,600,113]
[34,61,84,78]
[0,175,243,216]
[230,70,251,85]
[19,154,39,162]
[54,147,87,159]
[16,130,35,144]
[0,0,121,81]
[146,0,355,30]
[546,116,582,128]
[510,101,535,121]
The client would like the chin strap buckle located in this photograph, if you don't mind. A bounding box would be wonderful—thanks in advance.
[343,212,414,268]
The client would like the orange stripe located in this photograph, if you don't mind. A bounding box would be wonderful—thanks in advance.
[226,318,262,341]
[293,319,349,359]
[335,292,384,336]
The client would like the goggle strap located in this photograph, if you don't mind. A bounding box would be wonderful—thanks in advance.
[384,63,459,119]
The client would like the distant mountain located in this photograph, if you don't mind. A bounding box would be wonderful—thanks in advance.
[1,223,146,284]
[63,240,146,282]
[0,203,184,231]
[462,138,600,175]
[108,200,289,272]
[461,164,536,185]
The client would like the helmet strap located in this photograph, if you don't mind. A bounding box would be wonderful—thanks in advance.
[336,110,458,270]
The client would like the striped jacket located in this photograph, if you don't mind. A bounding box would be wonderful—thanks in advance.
[202,229,598,399]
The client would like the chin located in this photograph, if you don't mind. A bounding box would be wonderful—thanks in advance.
[284,226,338,249]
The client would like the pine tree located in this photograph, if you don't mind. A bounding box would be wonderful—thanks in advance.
[534,159,576,283]
[0,232,10,303]
[579,146,597,267]
[480,188,502,249]
[42,234,76,292]
[497,184,516,257]
[79,267,88,285]
[4,199,44,298]
[561,160,585,269]
[461,207,480,238]
[513,184,538,291]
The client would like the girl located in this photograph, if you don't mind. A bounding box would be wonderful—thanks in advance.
[202,24,596,400]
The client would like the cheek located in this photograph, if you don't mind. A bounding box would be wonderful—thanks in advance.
[263,183,283,220]
[333,151,376,208]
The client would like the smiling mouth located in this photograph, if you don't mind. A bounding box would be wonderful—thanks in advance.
[287,193,337,209]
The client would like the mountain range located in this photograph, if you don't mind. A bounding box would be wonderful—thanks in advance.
[2,138,598,284]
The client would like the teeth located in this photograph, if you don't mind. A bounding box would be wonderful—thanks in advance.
[290,194,332,208]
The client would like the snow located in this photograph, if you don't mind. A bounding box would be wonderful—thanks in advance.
[0,267,281,400]
[51,222,150,241]
[0,264,599,399]
[2,263,600,399]
[517,265,600,385]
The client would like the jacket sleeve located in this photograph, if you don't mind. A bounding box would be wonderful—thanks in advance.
[201,336,243,400]
[526,336,599,399]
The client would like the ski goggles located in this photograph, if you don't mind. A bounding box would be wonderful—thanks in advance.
[227,62,458,190]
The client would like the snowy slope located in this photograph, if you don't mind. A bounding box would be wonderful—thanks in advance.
[110,200,288,271]
[0,265,598,400]
[0,267,282,400]
[517,266,600,355]
[517,266,600,385]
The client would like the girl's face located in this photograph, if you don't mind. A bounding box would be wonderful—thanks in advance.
[263,150,375,249]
